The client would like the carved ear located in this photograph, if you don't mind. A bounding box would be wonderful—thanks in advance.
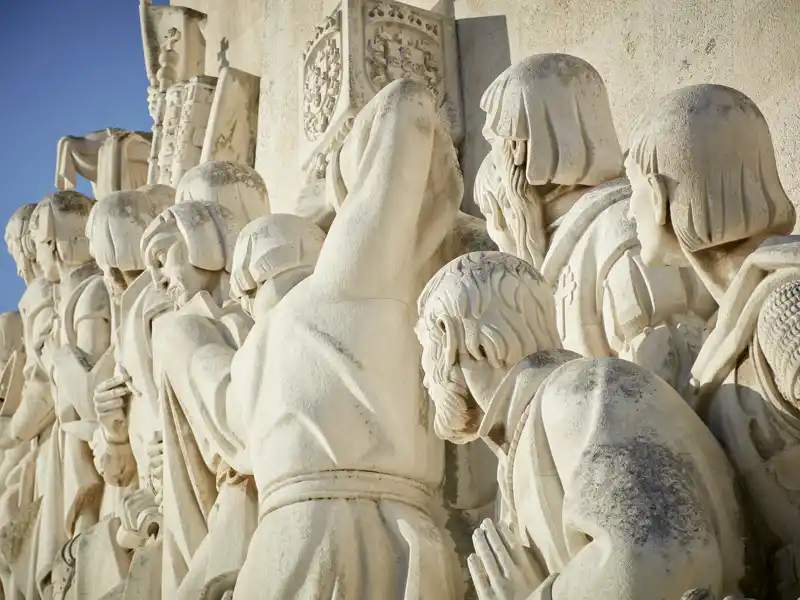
[440,315,458,367]
[646,173,669,226]
[511,139,527,167]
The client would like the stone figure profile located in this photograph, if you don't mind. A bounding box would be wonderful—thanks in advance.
[17,190,113,598]
[0,202,58,599]
[146,212,325,598]
[142,200,244,310]
[474,53,716,395]
[478,53,624,267]
[80,184,178,599]
[417,251,747,600]
[5,204,39,285]
[626,83,798,598]
[144,199,255,599]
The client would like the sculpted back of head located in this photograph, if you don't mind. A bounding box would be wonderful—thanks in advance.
[627,84,795,266]
[231,214,326,316]
[481,53,623,187]
[416,251,561,443]
[5,204,38,284]
[86,184,175,300]
[176,161,270,223]
[29,191,95,282]
[142,200,246,307]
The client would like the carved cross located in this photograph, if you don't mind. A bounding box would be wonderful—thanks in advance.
[555,266,577,337]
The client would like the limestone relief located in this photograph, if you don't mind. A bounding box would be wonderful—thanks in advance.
[4,2,800,600]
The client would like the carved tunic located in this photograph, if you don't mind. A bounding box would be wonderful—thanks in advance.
[152,293,256,600]
[230,80,461,599]
[115,274,172,486]
[540,177,716,393]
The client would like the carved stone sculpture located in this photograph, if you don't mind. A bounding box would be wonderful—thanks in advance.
[474,53,716,395]
[55,129,152,200]
[144,212,325,599]
[143,200,255,599]
[0,202,58,600]
[0,309,26,597]
[5,205,38,286]
[626,84,798,599]
[85,185,179,600]
[85,185,175,490]
[139,1,208,185]
[162,80,463,599]
[26,191,114,597]
[229,214,326,317]
[417,251,748,600]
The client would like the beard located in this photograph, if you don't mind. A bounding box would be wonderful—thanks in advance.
[167,282,190,308]
[103,275,127,305]
[429,366,481,445]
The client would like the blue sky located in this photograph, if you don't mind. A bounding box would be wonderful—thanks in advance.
[0,1,165,312]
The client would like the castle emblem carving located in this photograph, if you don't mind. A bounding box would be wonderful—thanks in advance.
[302,15,343,141]
[364,2,444,101]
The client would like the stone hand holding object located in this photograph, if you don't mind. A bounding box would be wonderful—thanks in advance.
[93,372,132,443]
[116,488,162,550]
[469,518,546,600]
[90,426,137,487]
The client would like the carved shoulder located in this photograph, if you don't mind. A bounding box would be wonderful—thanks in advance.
[73,276,112,324]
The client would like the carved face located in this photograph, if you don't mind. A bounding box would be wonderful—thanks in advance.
[416,320,482,445]
[146,232,215,308]
[35,238,60,283]
[625,156,673,267]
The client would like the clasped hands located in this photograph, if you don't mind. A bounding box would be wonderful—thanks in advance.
[469,519,545,600]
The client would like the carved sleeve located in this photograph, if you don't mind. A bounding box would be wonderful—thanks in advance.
[152,313,248,469]
[73,278,113,367]
[315,80,460,302]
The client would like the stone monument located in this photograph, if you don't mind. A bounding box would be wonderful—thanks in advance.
[4,2,800,599]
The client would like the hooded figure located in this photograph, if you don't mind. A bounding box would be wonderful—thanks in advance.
[198,78,463,599]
